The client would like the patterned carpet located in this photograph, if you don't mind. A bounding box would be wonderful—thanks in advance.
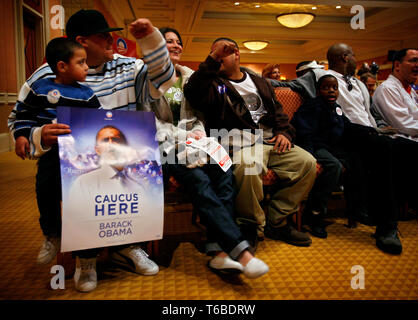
[0,151,417,300]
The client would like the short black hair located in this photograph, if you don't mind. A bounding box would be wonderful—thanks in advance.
[45,37,84,74]
[212,37,239,49]
[159,27,183,47]
[392,48,417,71]
[96,125,128,145]
[316,74,338,90]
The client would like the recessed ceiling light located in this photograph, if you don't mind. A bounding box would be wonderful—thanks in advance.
[312,6,317,10]
[234,2,240,5]
[255,4,260,8]
[336,5,341,9]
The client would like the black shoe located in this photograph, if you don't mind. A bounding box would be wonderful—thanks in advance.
[265,223,312,247]
[355,212,376,226]
[376,229,402,255]
[308,214,328,239]
[309,225,328,238]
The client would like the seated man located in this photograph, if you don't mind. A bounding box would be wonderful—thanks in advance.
[371,48,418,211]
[184,38,317,246]
[372,48,418,142]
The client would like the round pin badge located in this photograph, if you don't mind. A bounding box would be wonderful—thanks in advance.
[336,107,343,116]
[47,89,61,104]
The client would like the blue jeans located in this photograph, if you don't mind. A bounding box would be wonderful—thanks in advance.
[164,164,249,260]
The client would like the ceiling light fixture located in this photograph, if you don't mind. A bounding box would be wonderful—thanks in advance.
[336,5,341,9]
[243,40,269,51]
[312,6,317,10]
[276,12,315,28]
[234,2,240,5]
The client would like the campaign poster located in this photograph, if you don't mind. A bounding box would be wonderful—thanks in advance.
[112,33,138,58]
[57,107,164,252]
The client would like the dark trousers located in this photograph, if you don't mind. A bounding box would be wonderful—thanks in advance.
[343,128,398,232]
[307,148,344,215]
[36,146,62,237]
[307,148,367,218]
[392,137,418,211]
[164,163,248,258]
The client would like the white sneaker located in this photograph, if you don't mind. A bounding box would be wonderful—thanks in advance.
[74,257,97,293]
[111,246,159,275]
[37,236,60,264]
[208,255,244,274]
[243,257,269,279]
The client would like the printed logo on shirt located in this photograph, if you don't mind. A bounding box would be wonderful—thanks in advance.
[47,89,61,104]
[336,107,343,116]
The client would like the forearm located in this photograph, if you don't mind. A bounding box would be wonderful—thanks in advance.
[137,27,176,102]
[184,56,221,112]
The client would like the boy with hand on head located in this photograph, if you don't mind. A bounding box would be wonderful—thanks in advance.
[13,37,101,265]
[291,74,366,237]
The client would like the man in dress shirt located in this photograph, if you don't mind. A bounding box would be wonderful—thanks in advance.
[371,48,418,212]
[372,48,418,142]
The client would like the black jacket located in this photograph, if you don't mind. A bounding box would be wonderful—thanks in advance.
[184,56,295,144]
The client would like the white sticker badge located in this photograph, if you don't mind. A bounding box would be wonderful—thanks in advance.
[47,89,61,104]
[336,107,343,116]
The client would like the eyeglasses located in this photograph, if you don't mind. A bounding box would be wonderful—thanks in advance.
[343,74,353,91]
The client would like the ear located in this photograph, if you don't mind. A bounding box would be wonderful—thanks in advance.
[56,61,67,74]
[95,145,101,155]
[342,53,349,63]
[235,49,240,62]
[394,60,401,72]
[75,35,88,48]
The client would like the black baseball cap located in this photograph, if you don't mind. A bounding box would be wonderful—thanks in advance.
[66,9,123,40]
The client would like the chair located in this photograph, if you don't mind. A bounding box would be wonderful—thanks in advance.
[261,88,306,231]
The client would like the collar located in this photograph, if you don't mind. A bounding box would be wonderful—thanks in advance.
[99,163,124,180]
[388,74,412,94]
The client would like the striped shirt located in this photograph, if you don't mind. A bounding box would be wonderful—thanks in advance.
[13,78,100,140]
[8,28,175,156]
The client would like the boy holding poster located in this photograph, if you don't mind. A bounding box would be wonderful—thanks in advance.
[9,10,175,292]
[13,37,100,266]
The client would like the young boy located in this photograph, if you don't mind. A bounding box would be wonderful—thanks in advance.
[13,37,100,266]
[291,74,365,237]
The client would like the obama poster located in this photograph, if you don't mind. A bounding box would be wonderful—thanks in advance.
[58,107,164,252]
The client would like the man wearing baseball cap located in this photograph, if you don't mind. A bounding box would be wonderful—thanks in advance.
[8,9,175,292]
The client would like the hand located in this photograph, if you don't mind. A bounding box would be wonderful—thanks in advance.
[268,134,292,154]
[41,123,71,148]
[15,136,30,160]
[129,18,154,39]
[187,130,206,140]
[210,40,238,62]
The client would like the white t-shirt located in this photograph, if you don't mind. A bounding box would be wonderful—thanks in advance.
[229,72,267,124]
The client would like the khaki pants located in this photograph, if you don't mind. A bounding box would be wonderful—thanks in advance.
[233,144,317,233]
